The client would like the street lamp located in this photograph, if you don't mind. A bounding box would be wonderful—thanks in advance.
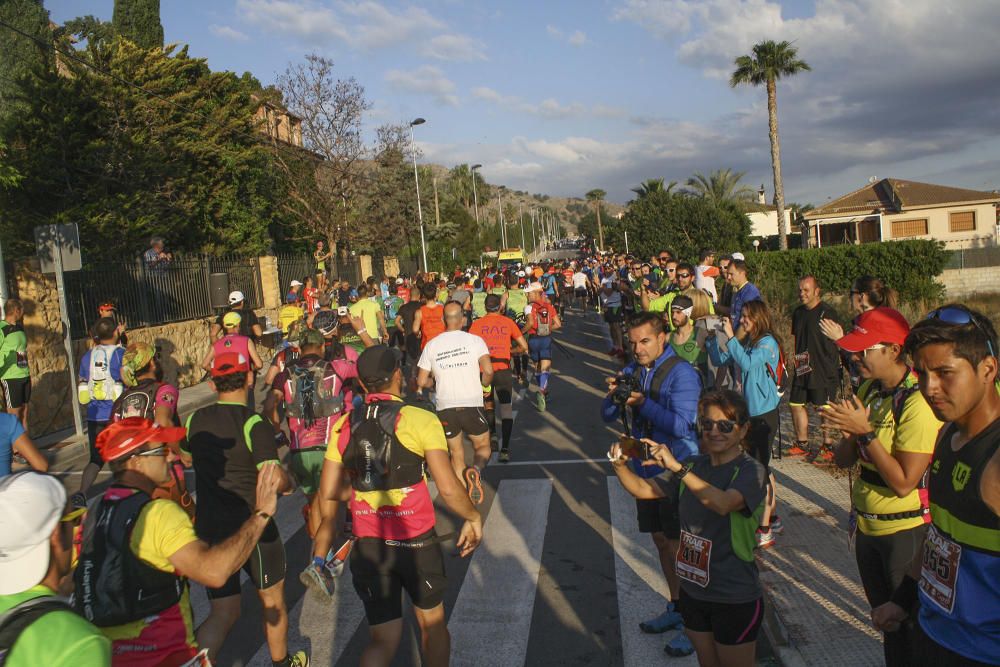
[471,164,482,227]
[753,239,760,253]
[409,117,428,273]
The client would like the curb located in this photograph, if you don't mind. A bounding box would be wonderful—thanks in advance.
[761,585,809,667]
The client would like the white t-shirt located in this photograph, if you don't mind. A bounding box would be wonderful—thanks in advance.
[572,272,588,289]
[417,330,490,410]
[695,264,719,301]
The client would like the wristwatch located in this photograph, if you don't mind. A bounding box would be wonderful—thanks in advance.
[674,463,693,479]
[856,431,877,449]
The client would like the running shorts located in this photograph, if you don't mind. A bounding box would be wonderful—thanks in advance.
[603,308,623,324]
[351,531,448,625]
[87,420,110,467]
[678,589,764,645]
[0,378,31,409]
[287,447,326,496]
[490,369,514,405]
[789,382,836,407]
[635,494,680,539]
[574,287,588,298]
[405,333,421,361]
[208,521,286,598]
[528,335,553,362]
[388,327,405,349]
[437,407,490,438]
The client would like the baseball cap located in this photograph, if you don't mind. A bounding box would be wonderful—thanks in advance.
[211,351,250,376]
[222,311,242,328]
[835,307,911,353]
[0,472,66,594]
[299,329,326,348]
[731,252,746,261]
[121,342,157,387]
[524,282,542,294]
[395,278,404,285]
[517,270,526,277]
[357,345,403,385]
[290,280,303,287]
[96,417,187,463]
[228,290,245,305]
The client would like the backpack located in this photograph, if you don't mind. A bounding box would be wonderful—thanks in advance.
[534,302,555,336]
[0,597,75,665]
[111,380,179,425]
[286,360,346,428]
[88,344,123,402]
[764,340,790,397]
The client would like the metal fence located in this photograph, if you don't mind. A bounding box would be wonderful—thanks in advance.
[276,254,315,296]
[64,254,262,334]
[944,245,1000,270]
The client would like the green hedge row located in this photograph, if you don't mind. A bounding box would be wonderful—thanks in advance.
[744,239,948,304]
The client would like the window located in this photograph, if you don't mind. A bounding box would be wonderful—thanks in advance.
[891,218,928,238]
[949,211,976,233]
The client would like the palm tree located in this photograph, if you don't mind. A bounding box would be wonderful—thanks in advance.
[731,40,811,250]
[630,178,677,200]
[684,168,756,204]
[585,188,606,249]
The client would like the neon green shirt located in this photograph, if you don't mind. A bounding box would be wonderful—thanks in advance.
[0,586,110,666]
[349,299,382,339]
[505,289,527,319]
[0,321,29,380]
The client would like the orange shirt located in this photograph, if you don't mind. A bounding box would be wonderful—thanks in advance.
[471,313,521,370]
[419,303,445,349]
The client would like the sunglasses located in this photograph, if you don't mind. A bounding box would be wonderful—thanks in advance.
[676,273,691,279]
[658,256,670,261]
[926,306,998,357]
[698,418,741,434]
[135,445,169,458]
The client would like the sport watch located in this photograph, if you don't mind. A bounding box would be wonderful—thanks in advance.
[856,431,877,450]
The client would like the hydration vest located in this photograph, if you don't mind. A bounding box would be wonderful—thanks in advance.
[533,302,556,336]
[73,488,184,627]
[111,379,179,425]
[341,400,425,493]
[87,344,123,402]
[285,359,347,428]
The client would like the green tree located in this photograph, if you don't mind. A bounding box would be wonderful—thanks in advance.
[0,0,51,126]
[731,39,811,250]
[631,178,676,200]
[585,188,606,249]
[112,0,164,49]
[684,168,756,205]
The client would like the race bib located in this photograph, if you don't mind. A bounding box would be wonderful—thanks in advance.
[793,352,812,377]
[919,525,961,614]
[676,530,712,588]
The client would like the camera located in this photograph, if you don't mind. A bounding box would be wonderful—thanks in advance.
[337,306,349,316]
[611,370,641,407]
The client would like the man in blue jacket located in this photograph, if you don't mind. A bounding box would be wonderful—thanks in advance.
[603,311,701,657]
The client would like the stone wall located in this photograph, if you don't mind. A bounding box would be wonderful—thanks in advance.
[14,257,282,438]
[941,266,1000,298]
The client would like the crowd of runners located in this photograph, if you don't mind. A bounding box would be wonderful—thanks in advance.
[0,242,997,667]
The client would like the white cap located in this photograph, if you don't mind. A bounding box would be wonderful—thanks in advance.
[290,280,303,287]
[228,290,245,304]
[524,282,543,293]
[395,278,404,285]
[0,472,66,595]
[516,270,526,277]
[731,252,745,261]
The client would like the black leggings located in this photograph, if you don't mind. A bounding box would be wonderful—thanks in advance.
[855,524,929,667]
[747,409,778,469]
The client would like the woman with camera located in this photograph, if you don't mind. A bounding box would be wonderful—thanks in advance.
[609,390,768,667]
[706,300,783,547]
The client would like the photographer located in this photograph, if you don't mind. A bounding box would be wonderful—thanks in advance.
[601,311,701,656]
[608,390,768,667]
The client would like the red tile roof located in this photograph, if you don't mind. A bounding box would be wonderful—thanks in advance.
[805,179,1000,219]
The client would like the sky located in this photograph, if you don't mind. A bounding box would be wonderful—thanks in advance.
[45,0,1000,206]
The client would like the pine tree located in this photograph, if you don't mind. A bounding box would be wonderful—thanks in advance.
[112,0,163,49]
[0,0,51,126]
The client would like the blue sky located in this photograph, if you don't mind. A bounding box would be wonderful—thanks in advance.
[46,0,1000,206]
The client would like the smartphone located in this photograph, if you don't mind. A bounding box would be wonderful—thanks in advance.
[620,435,651,460]
[703,316,721,331]
[337,306,349,316]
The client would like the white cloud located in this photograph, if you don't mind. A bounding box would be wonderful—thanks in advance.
[547,24,587,47]
[567,30,587,46]
[384,65,459,107]
[420,34,487,62]
[472,87,591,118]
[209,24,250,41]
[338,1,444,49]
[236,0,347,43]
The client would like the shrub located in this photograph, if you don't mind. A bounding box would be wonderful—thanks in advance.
[745,239,948,305]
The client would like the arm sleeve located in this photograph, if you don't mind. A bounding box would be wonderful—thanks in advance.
[246,415,279,467]
[637,365,700,439]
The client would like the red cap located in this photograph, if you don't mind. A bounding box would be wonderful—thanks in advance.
[96,417,187,462]
[836,307,910,353]
[210,352,250,376]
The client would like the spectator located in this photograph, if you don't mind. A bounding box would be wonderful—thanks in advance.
[717,255,735,313]
[286,279,303,304]
[0,298,31,429]
[694,248,720,303]
[210,291,262,341]
[313,241,331,291]
[0,471,111,666]
[722,259,761,328]
[143,237,172,271]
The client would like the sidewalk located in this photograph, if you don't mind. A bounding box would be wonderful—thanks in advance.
[759,454,883,667]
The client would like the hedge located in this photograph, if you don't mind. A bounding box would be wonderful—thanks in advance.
[744,239,948,304]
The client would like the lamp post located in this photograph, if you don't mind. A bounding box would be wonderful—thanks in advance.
[498,191,506,248]
[471,164,482,227]
[409,117,428,273]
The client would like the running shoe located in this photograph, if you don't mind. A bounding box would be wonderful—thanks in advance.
[300,561,336,599]
[770,515,785,534]
[326,538,354,578]
[536,390,547,412]
[498,448,510,463]
[639,605,683,633]
[811,446,835,464]
[787,442,809,457]
[755,527,775,549]
[70,492,88,509]
[664,632,695,657]
[288,650,309,667]
[464,466,484,505]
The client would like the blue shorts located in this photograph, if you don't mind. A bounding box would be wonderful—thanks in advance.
[528,335,552,362]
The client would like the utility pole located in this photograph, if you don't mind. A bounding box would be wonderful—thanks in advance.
[498,192,506,247]
[519,203,526,249]
[432,177,441,226]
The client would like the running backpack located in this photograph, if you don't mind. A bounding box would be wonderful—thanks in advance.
[286,360,346,428]
[534,303,555,336]
[764,342,790,397]
[88,345,123,402]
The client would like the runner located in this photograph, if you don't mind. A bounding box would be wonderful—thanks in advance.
[470,294,528,463]
[417,302,493,503]
[181,352,304,665]
[74,418,293,666]
[313,345,483,666]
[873,305,1000,666]
[202,311,263,407]
[571,265,589,311]
[349,284,386,344]
[600,274,625,358]
[0,471,110,666]
[266,329,357,597]
[0,299,30,430]
[412,282,446,350]
[1,412,47,476]
[522,282,562,411]
[210,291,262,341]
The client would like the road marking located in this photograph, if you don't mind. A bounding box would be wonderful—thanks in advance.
[494,457,611,466]
[607,479,697,667]
[448,479,553,667]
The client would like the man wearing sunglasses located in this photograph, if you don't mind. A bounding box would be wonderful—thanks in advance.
[0,471,110,666]
[873,305,1000,667]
